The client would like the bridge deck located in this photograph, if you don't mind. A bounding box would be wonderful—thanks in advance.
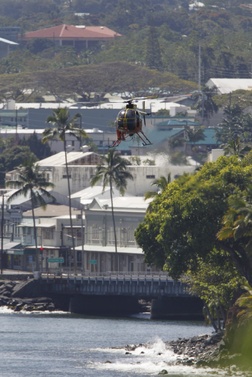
[40,273,191,298]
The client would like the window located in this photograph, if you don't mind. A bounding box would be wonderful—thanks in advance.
[62,175,71,179]
[146,175,155,179]
[90,224,101,244]
[43,228,54,240]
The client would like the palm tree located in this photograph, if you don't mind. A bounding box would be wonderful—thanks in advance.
[192,86,218,125]
[217,190,252,284]
[144,173,171,200]
[90,149,133,271]
[42,108,87,272]
[6,159,54,271]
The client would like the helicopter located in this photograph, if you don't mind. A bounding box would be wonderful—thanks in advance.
[111,100,152,147]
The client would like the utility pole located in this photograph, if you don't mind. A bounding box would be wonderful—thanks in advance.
[198,44,201,93]
[1,195,4,274]
[198,44,204,120]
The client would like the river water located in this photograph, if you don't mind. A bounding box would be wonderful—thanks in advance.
[0,307,231,377]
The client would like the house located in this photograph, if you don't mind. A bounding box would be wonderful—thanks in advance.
[0,127,116,154]
[17,205,84,272]
[7,195,158,274]
[77,196,157,274]
[20,24,121,50]
[0,187,82,271]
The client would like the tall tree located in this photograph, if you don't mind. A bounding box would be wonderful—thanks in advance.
[217,188,252,283]
[42,108,87,272]
[216,104,252,153]
[145,26,163,71]
[19,132,52,160]
[0,144,37,187]
[90,149,133,271]
[6,160,54,271]
[192,86,218,125]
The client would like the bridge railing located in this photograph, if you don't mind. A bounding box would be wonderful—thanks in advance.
[40,271,175,281]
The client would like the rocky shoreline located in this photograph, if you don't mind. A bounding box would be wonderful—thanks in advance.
[124,332,252,376]
[0,279,56,312]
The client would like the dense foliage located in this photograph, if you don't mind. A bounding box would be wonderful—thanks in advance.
[1,1,252,99]
[136,155,252,276]
[135,154,252,326]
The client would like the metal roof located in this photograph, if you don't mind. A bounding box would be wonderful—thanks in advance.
[3,241,21,250]
[207,78,252,94]
[89,196,151,211]
[187,128,219,146]
[38,151,95,166]
[23,204,70,218]
[0,37,18,45]
[77,244,143,255]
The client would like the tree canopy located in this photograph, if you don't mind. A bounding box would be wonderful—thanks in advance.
[135,154,252,282]
[1,0,252,97]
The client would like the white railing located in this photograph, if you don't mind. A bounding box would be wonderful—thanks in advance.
[41,270,175,281]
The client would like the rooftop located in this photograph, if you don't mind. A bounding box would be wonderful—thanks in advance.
[38,151,97,167]
[21,24,121,41]
[207,78,252,94]
[89,197,152,212]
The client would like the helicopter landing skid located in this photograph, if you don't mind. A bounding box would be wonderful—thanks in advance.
[109,132,152,148]
[138,132,152,146]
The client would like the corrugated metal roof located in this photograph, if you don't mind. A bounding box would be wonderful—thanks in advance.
[156,119,199,127]
[207,78,252,94]
[0,37,18,45]
[38,151,94,166]
[23,204,70,218]
[89,196,151,211]
[77,244,143,254]
[3,241,21,250]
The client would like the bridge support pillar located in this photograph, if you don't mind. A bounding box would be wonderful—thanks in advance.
[69,295,140,316]
[151,296,204,320]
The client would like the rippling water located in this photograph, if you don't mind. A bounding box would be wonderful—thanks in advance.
[0,307,226,377]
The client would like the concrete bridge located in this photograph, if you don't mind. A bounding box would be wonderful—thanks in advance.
[2,271,203,319]
[36,272,203,319]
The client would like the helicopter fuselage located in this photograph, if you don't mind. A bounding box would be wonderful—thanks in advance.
[115,108,143,136]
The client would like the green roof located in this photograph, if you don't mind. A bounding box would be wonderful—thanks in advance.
[187,128,219,146]
[157,119,200,128]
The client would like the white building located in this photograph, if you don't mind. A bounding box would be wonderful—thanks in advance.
[34,151,195,197]
[206,78,252,95]
[80,196,154,274]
